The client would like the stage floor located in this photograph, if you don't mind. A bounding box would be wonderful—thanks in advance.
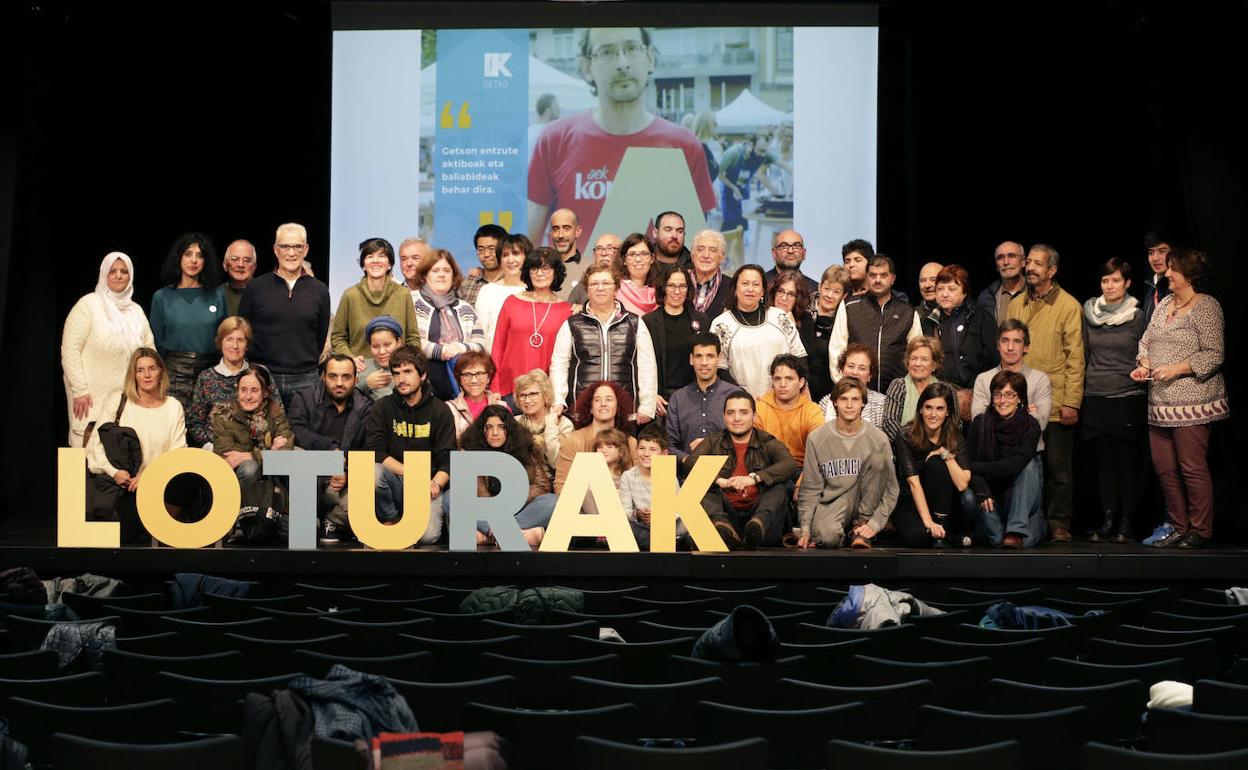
[4,540,1247,586]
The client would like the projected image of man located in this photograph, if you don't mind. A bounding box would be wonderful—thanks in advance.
[528,27,717,254]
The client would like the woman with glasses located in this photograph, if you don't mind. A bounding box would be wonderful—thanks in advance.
[643,264,710,412]
[149,232,226,409]
[475,233,532,353]
[330,237,421,370]
[511,369,574,474]
[768,269,831,401]
[447,350,507,438]
[966,370,1045,548]
[490,247,572,400]
[550,263,658,424]
[613,232,659,316]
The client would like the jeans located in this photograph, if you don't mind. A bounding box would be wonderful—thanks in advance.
[444,492,557,535]
[373,463,444,544]
[235,459,262,484]
[270,370,321,411]
[702,482,789,546]
[630,520,694,551]
[969,456,1047,547]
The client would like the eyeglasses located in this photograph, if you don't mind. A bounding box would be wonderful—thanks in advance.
[276,243,307,253]
[665,283,689,291]
[774,242,805,252]
[625,250,652,260]
[516,391,542,401]
[593,245,620,255]
[774,288,798,299]
[530,264,554,272]
[587,281,615,289]
[226,256,255,264]
[590,42,648,61]
[475,245,497,255]
[992,391,1020,402]
[460,371,489,380]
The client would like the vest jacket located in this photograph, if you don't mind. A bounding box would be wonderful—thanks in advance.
[566,304,640,402]
[843,292,918,391]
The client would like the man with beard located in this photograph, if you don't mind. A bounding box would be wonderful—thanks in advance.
[975,241,1027,326]
[222,240,257,316]
[457,224,506,307]
[915,261,944,331]
[547,208,588,302]
[653,211,692,270]
[686,389,798,550]
[527,27,716,255]
[828,255,923,390]
[1006,243,1084,543]
[287,354,374,544]
[764,229,818,294]
[666,333,733,462]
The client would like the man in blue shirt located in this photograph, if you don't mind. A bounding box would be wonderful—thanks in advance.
[666,333,733,463]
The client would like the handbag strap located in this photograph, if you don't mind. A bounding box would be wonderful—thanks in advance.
[114,395,127,423]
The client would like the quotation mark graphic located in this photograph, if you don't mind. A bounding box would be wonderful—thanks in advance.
[440,101,472,129]
[479,210,514,231]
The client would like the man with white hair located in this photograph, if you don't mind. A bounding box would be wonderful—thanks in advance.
[689,229,733,319]
[222,240,258,316]
[239,222,331,407]
[397,237,431,299]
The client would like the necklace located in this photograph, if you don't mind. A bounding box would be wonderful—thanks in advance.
[529,297,555,348]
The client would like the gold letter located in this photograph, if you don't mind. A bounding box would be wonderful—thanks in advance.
[649,455,729,552]
[347,451,431,550]
[58,448,120,548]
[540,452,639,552]
[137,448,240,548]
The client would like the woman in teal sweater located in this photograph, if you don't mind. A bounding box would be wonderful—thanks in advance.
[150,232,226,409]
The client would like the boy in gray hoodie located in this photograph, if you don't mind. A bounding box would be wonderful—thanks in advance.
[796,378,899,548]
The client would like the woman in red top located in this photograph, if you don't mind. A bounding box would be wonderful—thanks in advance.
[491,247,573,397]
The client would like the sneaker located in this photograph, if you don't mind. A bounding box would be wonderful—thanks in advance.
[850,535,872,550]
[742,518,765,550]
[1151,528,1185,548]
[715,522,742,550]
[318,519,343,545]
[1143,522,1175,546]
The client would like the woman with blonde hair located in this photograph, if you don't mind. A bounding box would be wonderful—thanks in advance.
[882,335,943,442]
[511,369,574,471]
[187,316,254,448]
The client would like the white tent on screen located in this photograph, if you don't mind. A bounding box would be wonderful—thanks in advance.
[418,57,598,136]
[714,88,792,133]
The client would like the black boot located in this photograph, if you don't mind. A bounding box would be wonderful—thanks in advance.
[1088,510,1116,542]
[1111,510,1134,544]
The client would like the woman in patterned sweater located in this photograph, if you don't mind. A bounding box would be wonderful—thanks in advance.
[187,316,252,448]
[1131,248,1228,549]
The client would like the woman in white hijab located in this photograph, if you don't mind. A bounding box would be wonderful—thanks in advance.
[61,252,155,446]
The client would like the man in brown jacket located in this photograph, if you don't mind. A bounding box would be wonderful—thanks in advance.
[686,389,800,549]
[1006,243,1085,542]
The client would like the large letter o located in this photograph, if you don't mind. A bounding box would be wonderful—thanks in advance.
[136,448,241,548]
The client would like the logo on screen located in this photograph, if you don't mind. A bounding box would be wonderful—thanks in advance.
[483,52,513,78]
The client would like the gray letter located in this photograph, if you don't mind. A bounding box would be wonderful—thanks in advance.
[262,451,344,550]
[448,451,529,551]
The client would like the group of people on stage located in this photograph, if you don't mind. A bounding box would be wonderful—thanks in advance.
[62,214,1227,550]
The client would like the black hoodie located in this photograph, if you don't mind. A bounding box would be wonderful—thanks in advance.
[364,385,456,476]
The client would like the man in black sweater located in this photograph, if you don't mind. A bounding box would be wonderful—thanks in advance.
[239,222,331,408]
[287,354,374,544]
[364,344,455,544]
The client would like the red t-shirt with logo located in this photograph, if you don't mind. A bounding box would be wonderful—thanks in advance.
[528,111,718,254]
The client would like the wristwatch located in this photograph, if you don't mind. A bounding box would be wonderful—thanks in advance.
[748,472,761,484]
[939,449,951,461]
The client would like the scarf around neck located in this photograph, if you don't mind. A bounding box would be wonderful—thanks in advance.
[92,251,148,349]
[980,403,1036,461]
[420,285,464,345]
[1083,294,1139,328]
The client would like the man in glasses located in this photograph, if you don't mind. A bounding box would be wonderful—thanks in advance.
[457,223,507,307]
[567,232,621,306]
[527,27,716,256]
[764,229,818,293]
[238,222,331,408]
[221,239,257,316]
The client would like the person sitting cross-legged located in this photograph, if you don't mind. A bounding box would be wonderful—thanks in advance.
[966,370,1045,548]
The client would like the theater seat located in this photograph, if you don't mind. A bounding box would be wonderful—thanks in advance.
[826,738,1022,770]
[51,733,246,770]
[575,735,767,770]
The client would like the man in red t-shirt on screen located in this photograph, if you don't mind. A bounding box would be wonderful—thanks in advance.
[528,27,718,254]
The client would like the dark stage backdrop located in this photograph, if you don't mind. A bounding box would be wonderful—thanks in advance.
[3,1,1244,541]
